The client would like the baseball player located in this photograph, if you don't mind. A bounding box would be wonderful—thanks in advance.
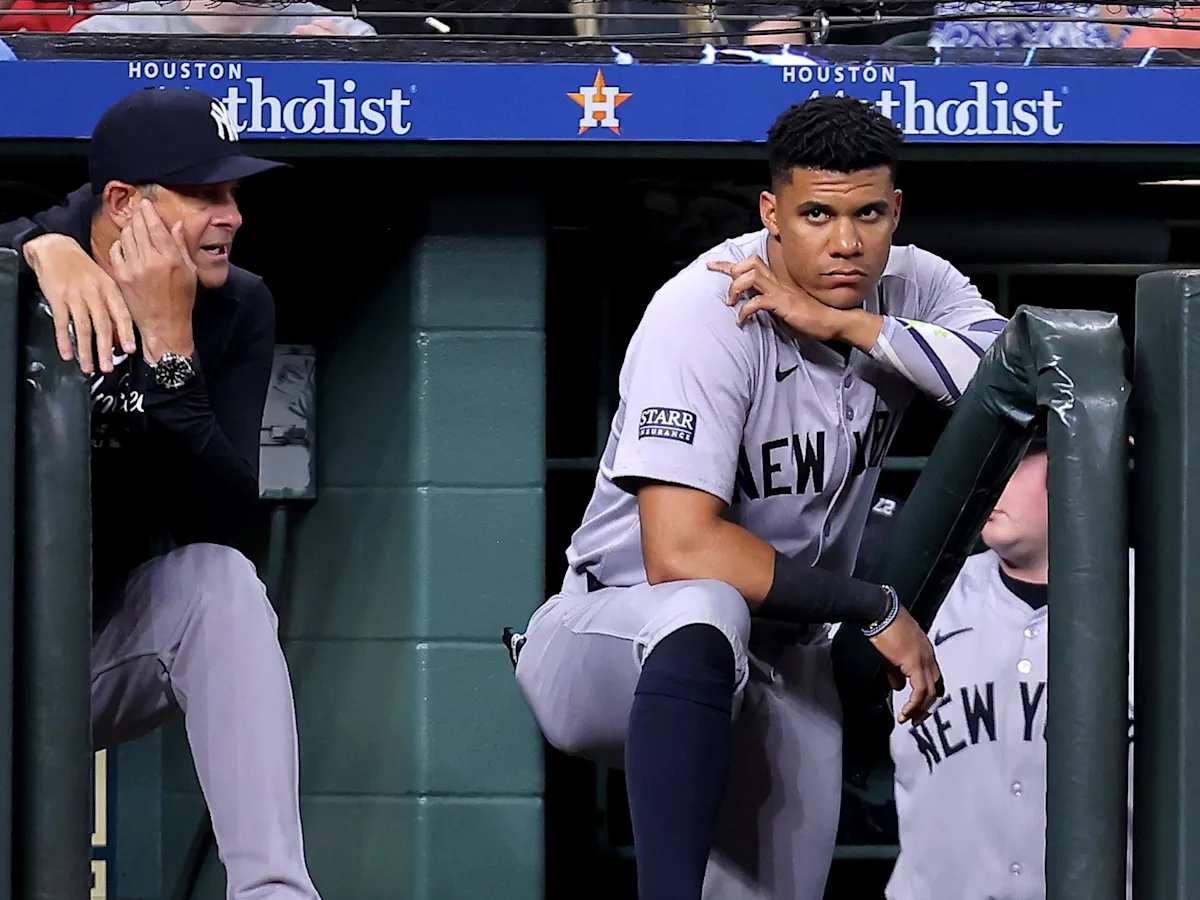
[506,95,1008,900]
[887,434,1134,900]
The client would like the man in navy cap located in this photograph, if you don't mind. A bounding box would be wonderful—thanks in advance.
[0,88,321,900]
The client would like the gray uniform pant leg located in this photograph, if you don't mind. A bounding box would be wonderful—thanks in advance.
[515,577,752,770]
[516,577,841,900]
[90,543,320,900]
[703,639,843,900]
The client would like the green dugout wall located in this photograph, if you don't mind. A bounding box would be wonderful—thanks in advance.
[161,192,549,899]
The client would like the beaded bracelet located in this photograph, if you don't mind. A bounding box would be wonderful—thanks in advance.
[861,584,900,637]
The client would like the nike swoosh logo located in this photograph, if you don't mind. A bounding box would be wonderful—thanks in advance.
[933,626,974,647]
[775,364,798,383]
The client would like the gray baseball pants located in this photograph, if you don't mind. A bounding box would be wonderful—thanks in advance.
[91,542,320,900]
[515,570,843,900]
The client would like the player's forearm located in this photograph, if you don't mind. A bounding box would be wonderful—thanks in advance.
[642,515,891,625]
[642,515,775,608]
[868,315,1002,406]
[828,308,884,352]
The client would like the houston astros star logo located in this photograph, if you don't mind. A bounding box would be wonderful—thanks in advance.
[568,70,633,135]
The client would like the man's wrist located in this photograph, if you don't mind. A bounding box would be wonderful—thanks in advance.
[832,308,885,351]
[21,232,71,275]
[862,584,901,637]
[811,305,848,342]
[141,326,195,365]
[758,551,891,625]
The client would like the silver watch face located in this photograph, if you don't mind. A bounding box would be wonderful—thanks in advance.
[153,352,195,390]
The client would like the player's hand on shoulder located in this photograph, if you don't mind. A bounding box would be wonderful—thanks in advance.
[23,232,136,376]
[867,605,943,725]
[706,255,838,340]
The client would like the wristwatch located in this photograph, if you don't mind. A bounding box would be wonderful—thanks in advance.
[148,351,196,390]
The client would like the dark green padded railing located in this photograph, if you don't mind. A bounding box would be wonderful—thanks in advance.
[12,256,92,900]
[1132,271,1200,900]
[0,251,16,897]
[835,305,1130,899]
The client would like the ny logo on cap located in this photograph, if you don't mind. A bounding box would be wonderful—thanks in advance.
[209,100,239,143]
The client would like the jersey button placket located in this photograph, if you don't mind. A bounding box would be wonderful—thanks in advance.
[817,369,856,559]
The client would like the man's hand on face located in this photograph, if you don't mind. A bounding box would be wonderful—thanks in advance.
[707,255,848,342]
[707,255,884,351]
[23,233,136,376]
[108,199,197,362]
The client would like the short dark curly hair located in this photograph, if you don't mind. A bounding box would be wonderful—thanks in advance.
[766,96,904,187]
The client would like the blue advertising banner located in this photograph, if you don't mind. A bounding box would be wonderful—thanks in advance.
[0,54,1196,143]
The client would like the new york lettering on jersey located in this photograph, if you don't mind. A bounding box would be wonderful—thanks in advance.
[904,676,1047,774]
[733,408,895,501]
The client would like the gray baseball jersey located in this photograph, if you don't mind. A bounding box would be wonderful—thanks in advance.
[888,550,1134,900]
[565,229,1006,590]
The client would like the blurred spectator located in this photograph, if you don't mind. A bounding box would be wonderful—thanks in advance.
[568,1,722,39]
[70,0,375,35]
[725,2,802,43]
[1125,6,1200,48]
[570,0,599,37]
[743,18,807,45]
[734,1,936,44]
[0,0,94,32]
[928,2,1151,48]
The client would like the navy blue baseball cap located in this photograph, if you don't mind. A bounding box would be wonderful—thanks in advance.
[88,87,285,193]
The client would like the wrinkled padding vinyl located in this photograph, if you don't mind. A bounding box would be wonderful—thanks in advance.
[13,267,92,900]
[0,251,16,898]
[834,304,1130,899]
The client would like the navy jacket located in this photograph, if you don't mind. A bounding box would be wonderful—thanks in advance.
[0,184,274,595]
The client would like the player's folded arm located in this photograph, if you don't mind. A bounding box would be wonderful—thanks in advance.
[872,250,1008,406]
[632,478,892,627]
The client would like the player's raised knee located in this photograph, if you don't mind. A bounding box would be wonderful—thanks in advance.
[178,542,257,585]
[172,543,277,629]
[659,578,749,645]
[536,709,593,758]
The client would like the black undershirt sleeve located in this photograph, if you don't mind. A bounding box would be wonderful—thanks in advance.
[757,550,891,626]
[143,277,275,547]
